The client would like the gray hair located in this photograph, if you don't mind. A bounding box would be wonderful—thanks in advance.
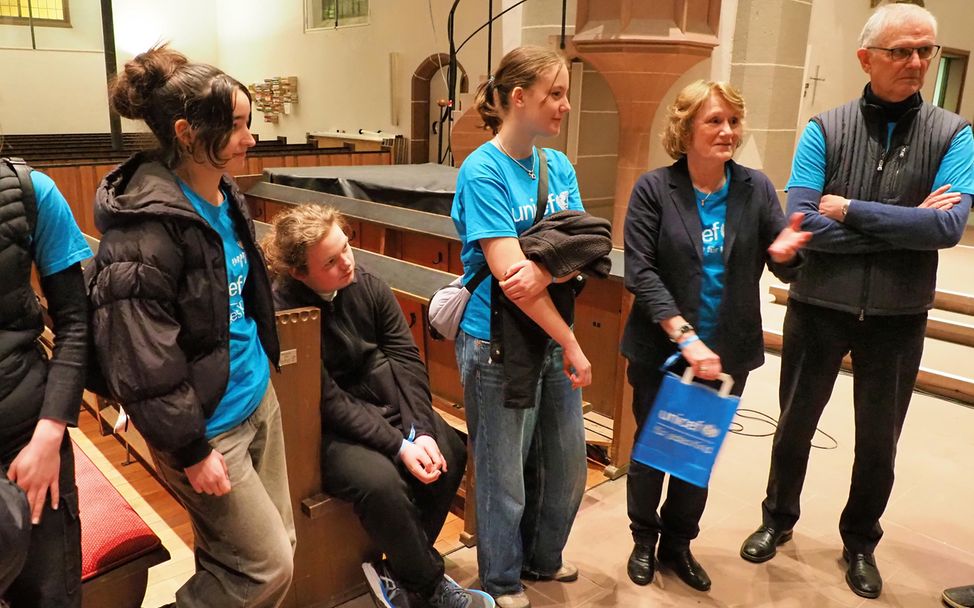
[859,3,937,48]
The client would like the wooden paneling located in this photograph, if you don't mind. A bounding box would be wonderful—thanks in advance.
[401,232,450,271]
[394,294,427,363]
[574,279,625,419]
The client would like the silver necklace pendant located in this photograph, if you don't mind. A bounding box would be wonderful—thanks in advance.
[497,140,537,180]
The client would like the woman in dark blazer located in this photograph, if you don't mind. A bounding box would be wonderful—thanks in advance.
[621,80,810,593]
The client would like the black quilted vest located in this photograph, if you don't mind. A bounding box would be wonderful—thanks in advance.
[788,97,968,315]
[0,158,43,412]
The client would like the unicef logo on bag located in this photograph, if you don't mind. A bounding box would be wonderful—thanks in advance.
[632,359,741,488]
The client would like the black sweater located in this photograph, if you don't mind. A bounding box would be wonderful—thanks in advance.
[272,266,436,458]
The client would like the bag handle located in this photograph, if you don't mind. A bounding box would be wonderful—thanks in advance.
[466,147,550,293]
[662,353,735,397]
[681,367,735,397]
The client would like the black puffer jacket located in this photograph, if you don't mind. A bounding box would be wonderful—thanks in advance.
[89,153,280,468]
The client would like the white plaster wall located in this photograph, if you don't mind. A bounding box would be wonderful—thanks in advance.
[0,0,219,134]
[213,0,496,143]
[800,0,974,130]
[1,0,494,140]
[0,0,105,134]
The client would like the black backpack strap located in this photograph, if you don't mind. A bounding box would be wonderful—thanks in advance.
[464,264,492,293]
[534,148,548,226]
[5,157,37,255]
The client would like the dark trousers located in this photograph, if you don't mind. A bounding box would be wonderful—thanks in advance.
[321,412,466,598]
[627,359,747,550]
[762,300,927,554]
[1,432,81,608]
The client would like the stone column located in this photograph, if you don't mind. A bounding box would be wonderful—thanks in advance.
[729,0,813,194]
[571,0,721,244]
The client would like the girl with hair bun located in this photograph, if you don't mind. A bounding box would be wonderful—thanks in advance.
[89,44,294,608]
[451,45,593,608]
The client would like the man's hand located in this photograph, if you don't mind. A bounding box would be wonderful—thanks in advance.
[919,184,962,210]
[768,212,812,263]
[185,450,231,496]
[414,435,446,474]
[819,194,849,221]
[400,441,441,484]
[500,259,552,301]
[7,418,66,524]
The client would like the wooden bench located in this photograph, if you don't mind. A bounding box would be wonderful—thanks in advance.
[75,441,170,608]
[34,294,170,608]
[77,233,375,608]
[13,136,392,236]
[245,184,636,479]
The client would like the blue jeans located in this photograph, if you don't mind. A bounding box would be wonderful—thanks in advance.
[456,330,587,596]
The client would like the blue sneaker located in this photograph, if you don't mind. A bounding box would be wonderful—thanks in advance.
[427,575,496,608]
[362,560,413,608]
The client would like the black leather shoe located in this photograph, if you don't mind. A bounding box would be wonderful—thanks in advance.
[843,548,882,599]
[627,543,656,586]
[740,525,793,563]
[658,546,711,592]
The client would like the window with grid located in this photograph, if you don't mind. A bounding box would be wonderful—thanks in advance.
[0,0,69,26]
[305,0,368,30]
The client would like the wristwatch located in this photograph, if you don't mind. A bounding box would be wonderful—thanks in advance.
[668,323,694,343]
[841,200,850,220]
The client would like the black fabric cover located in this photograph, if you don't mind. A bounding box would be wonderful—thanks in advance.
[264,163,459,216]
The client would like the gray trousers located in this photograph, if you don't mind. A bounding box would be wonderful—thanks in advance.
[152,384,296,608]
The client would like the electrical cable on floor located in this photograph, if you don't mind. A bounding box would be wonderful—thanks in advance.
[730,408,839,450]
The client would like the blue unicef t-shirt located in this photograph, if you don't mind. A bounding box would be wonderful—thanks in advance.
[694,167,730,345]
[787,120,974,195]
[28,171,93,276]
[179,182,270,439]
[452,143,584,340]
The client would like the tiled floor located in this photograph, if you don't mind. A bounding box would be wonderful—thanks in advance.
[74,243,974,607]
[338,351,974,608]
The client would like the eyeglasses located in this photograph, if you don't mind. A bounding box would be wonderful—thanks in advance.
[866,45,942,62]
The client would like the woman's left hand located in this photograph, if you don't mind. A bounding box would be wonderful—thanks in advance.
[768,212,812,264]
[7,419,66,524]
[500,259,552,301]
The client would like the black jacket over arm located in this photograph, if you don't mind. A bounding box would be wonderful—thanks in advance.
[490,210,612,409]
[621,158,801,374]
[272,265,436,458]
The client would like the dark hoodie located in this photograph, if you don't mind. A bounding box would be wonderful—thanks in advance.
[89,153,280,468]
[272,265,436,458]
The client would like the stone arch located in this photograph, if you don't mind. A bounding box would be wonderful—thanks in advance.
[411,53,469,163]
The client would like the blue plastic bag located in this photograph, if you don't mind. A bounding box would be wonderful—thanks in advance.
[631,357,740,488]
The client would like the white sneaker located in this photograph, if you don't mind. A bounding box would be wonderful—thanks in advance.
[494,591,531,608]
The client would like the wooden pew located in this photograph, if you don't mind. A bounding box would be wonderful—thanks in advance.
[257,217,479,547]
[274,307,375,608]
[245,183,637,479]
[34,255,170,608]
[12,133,392,236]
[78,233,374,608]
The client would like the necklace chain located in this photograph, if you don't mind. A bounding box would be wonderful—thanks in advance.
[694,177,726,206]
[496,140,537,179]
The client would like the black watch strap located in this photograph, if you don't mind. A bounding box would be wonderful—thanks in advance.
[668,323,694,343]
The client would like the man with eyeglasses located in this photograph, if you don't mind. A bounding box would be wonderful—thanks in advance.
[740,3,974,601]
